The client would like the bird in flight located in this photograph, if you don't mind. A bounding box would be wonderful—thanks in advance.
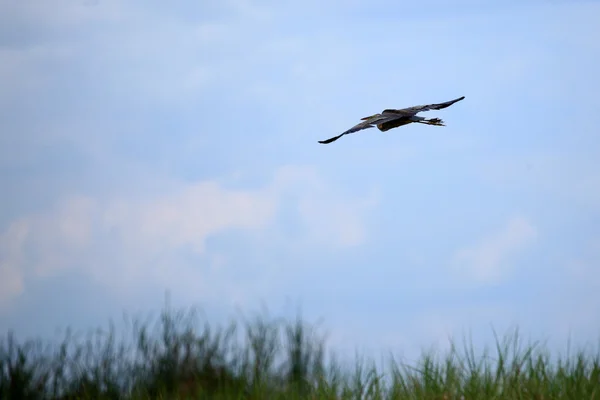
[318,96,465,144]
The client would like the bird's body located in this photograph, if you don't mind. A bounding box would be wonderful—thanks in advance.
[318,96,465,144]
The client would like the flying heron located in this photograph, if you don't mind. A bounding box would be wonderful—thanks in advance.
[318,96,465,144]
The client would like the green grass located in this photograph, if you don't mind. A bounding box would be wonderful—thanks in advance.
[1,303,599,399]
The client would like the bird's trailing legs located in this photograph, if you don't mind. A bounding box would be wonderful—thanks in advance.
[416,118,445,126]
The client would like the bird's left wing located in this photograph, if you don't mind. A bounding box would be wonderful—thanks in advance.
[384,96,465,116]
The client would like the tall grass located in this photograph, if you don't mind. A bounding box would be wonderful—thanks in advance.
[1,303,599,399]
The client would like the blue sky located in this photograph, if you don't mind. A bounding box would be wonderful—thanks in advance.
[1,0,600,362]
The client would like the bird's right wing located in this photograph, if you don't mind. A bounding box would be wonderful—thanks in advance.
[318,119,374,144]
[318,114,394,144]
[318,131,356,144]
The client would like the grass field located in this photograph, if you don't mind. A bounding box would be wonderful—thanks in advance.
[1,303,599,399]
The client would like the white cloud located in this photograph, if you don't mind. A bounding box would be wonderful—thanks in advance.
[103,180,275,256]
[0,0,124,30]
[454,217,538,283]
[270,165,380,249]
[0,165,377,310]
[0,221,28,308]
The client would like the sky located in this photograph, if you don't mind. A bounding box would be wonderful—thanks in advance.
[1,0,600,363]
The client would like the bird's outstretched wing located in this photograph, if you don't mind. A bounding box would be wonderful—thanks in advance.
[381,96,465,117]
[317,131,358,144]
[318,114,395,144]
